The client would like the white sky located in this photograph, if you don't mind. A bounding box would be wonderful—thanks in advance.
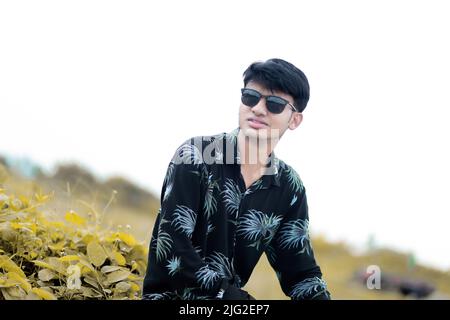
[1,0,449,271]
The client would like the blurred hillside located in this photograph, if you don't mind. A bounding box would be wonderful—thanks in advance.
[0,154,160,225]
[1,155,449,300]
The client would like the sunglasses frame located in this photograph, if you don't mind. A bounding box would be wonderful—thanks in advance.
[241,88,298,114]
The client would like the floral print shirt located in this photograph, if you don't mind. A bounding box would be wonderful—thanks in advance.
[142,128,330,300]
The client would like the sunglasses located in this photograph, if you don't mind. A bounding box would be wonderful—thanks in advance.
[241,88,297,114]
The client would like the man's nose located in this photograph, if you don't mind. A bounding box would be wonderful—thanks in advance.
[251,98,268,115]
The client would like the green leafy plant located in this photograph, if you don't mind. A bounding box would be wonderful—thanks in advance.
[0,187,147,300]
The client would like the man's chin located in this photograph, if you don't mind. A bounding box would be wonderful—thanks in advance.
[242,127,266,139]
[242,127,282,140]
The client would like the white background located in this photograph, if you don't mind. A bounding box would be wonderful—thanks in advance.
[1,0,449,270]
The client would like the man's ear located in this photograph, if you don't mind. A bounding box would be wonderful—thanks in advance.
[288,112,303,130]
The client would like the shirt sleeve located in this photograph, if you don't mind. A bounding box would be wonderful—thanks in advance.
[265,187,331,300]
[142,139,224,299]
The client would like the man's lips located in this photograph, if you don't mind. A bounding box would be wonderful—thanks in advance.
[248,118,268,129]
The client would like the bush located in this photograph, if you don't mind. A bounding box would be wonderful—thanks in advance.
[0,187,148,300]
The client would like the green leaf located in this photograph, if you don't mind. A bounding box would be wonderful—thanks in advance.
[101,265,123,274]
[115,281,131,293]
[104,270,131,285]
[82,275,100,290]
[38,269,57,282]
[87,241,108,267]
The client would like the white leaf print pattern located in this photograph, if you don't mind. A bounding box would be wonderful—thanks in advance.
[252,178,264,190]
[193,246,203,257]
[221,178,242,219]
[245,178,264,195]
[166,256,181,276]
[226,129,238,146]
[225,129,240,163]
[290,277,329,299]
[163,183,173,203]
[285,165,304,193]
[156,230,173,262]
[162,162,175,202]
[290,194,298,207]
[195,265,220,290]
[204,173,218,219]
[206,223,215,236]
[206,252,234,279]
[174,143,203,165]
[211,138,224,162]
[176,287,209,300]
[195,252,235,290]
[237,209,283,250]
[142,292,176,300]
[155,217,173,262]
[278,219,311,255]
[171,205,197,239]
[177,288,196,300]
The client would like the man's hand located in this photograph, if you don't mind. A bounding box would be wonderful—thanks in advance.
[217,283,255,300]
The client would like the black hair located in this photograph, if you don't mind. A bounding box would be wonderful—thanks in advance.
[243,58,310,112]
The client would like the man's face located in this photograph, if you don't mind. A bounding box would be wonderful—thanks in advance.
[238,81,303,141]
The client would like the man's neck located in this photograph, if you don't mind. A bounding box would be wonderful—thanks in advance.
[237,129,278,172]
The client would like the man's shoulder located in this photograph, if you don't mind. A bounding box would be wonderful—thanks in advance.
[276,158,305,194]
[178,130,233,148]
[191,129,239,145]
[171,130,234,165]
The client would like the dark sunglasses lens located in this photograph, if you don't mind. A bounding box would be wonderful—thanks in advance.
[266,97,287,114]
[241,90,260,107]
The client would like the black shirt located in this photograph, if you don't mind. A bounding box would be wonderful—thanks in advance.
[143,128,330,300]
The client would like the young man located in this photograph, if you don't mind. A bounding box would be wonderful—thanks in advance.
[142,58,330,300]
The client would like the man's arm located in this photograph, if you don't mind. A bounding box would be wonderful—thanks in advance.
[142,140,224,299]
[265,187,331,300]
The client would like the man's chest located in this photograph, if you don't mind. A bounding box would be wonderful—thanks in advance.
[240,168,264,191]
